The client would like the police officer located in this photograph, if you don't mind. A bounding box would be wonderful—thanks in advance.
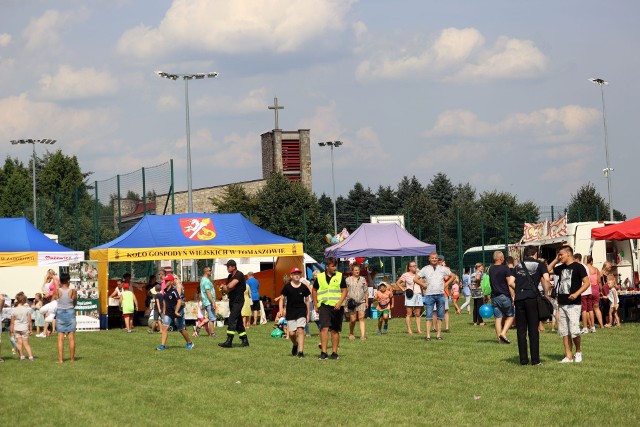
[218,260,249,348]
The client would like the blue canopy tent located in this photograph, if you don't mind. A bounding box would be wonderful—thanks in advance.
[0,218,84,266]
[90,213,303,316]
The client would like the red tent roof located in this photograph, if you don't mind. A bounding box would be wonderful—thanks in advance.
[591,217,640,240]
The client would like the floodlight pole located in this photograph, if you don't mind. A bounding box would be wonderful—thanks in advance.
[156,71,218,213]
[590,78,614,221]
[318,141,343,235]
[10,139,57,229]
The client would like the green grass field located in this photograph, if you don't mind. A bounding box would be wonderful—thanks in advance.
[1,312,638,426]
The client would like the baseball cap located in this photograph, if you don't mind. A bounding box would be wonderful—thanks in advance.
[164,274,175,282]
[225,259,237,267]
[123,283,130,289]
[290,267,302,274]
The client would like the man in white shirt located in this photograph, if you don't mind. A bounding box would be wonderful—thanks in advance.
[418,252,454,341]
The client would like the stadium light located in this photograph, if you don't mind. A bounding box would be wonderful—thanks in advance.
[317,141,344,235]
[589,77,614,221]
[156,70,219,213]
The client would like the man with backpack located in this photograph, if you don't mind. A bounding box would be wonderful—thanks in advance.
[514,246,551,366]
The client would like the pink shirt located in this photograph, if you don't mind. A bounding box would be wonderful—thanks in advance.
[452,283,460,296]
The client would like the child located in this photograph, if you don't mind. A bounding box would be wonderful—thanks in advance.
[278,267,311,358]
[452,279,461,314]
[10,292,34,361]
[607,276,620,327]
[40,297,58,337]
[375,283,393,334]
[192,294,210,337]
[33,293,45,337]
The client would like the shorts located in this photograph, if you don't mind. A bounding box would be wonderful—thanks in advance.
[432,297,449,313]
[13,330,29,339]
[581,295,593,312]
[153,310,160,321]
[425,294,445,320]
[56,308,77,333]
[318,304,344,332]
[379,309,390,318]
[45,313,55,323]
[557,304,581,338]
[346,301,366,313]
[453,294,460,300]
[205,304,216,321]
[162,314,185,330]
[287,317,307,330]
[251,300,260,311]
[492,294,515,318]
[123,313,133,319]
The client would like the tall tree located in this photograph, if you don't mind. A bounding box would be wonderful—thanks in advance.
[254,173,331,260]
[374,185,400,215]
[210,183,258,219]
[0,157,31,217]
[397,176,424,205]
[426,172,455,215]
[477,191,539,245]
[344,182,377,228]
[566,182,625,222]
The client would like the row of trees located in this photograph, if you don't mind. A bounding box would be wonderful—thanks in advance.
[0,150,624,267]
[0,151,119,251]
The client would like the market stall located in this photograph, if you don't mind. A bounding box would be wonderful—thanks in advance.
[0,218,85,298]
[90,213,303,326]
[324,222,436,317]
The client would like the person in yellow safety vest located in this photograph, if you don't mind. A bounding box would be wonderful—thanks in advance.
[312,257,347,360]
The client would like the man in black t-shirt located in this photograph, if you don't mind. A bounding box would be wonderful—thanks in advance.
[279,267,311,358]
[548,246,590,363]
[514,246,550,365]
[489,251,516,344]
[219,260,249,348]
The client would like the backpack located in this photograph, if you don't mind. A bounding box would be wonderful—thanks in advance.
[480,267,492,296]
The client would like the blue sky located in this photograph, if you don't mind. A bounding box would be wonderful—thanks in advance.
[1,0,639,218]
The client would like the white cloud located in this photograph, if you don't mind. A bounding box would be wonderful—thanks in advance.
[194,88,268,115]
[117,0,357,60]
[356,27,548,83]
[0,33,11,47]
[38,65,119,100]
[22,8,89,52]
[424,105,600,143]
[0,94,117,149]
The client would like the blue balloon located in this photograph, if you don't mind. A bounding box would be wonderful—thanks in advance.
[479,303,494,319]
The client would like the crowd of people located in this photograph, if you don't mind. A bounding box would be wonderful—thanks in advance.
[0,270,77,363]
[0,248,628,365]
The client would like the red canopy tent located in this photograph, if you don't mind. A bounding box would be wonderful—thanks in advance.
[591,217,640,240]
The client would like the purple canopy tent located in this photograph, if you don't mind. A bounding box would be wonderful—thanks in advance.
[324,223,436,258]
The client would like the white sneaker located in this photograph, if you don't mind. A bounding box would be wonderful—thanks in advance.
[559,357,574,363]
[580,327,589,335]
[590,327,596,333]
[574,352,582,363]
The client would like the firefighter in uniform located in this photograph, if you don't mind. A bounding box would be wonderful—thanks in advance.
[218,260,249,348]
[312,257,347,360]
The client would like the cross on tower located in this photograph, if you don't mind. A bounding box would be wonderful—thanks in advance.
[268,97,284,130]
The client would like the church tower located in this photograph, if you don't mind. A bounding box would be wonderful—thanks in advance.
[261,97,312,191]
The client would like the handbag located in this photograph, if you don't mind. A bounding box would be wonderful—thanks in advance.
[520,262,553,321]
[405,288,414,299]
[347,298,357,310]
